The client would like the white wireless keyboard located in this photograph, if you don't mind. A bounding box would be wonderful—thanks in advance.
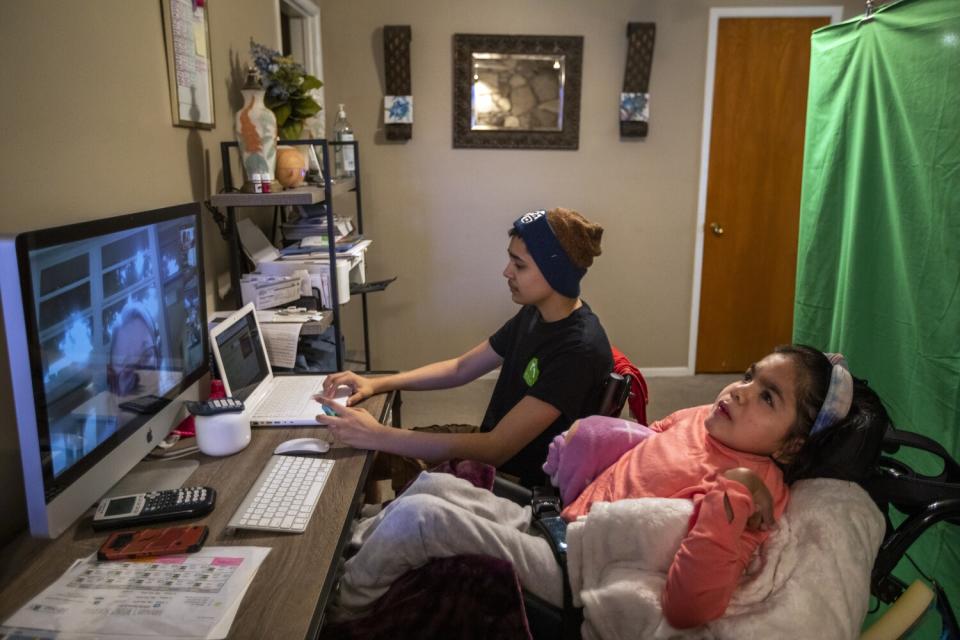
[227,454,334,533]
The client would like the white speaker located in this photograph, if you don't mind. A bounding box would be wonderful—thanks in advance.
[195,412,251,457]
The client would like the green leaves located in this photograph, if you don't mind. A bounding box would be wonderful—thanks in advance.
[273,95,320,139]
[300,75,323,92]
[280,120,303,141]
[272,102,292,127]
[250,41,324,141]
[293,97,321,118]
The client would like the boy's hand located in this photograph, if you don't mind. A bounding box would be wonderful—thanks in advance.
[315,396,387,450]
[321,371,376,406]
[722,467,775,531]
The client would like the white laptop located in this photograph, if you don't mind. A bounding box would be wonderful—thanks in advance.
[209,303,349,427]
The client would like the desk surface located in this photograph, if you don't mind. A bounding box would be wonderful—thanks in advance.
[0,391,394,639]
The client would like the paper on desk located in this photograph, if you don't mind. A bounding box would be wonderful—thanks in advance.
[260,322,303,369]
[1,596,245,640]
[1,546,270,640]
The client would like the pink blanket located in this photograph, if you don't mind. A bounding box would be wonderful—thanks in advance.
[542,416,654,504]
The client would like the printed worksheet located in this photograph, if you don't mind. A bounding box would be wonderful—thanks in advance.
[1,547,270,639]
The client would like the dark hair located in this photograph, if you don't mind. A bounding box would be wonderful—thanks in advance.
[106,303,161,396]
[773,344,891,484]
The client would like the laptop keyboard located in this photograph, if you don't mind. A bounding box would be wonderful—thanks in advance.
[227,454,334,533]
[254,378,322,418]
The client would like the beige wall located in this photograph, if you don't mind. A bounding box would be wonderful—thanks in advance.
[0,2,278,544]
[320,0,861,376]
[0,1,862,543]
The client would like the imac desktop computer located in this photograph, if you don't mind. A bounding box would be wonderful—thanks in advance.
[0,203,208,538]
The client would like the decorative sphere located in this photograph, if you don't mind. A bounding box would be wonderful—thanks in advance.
[276,146,308,188]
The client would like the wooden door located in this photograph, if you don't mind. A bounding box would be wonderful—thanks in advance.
[696,16,829,373]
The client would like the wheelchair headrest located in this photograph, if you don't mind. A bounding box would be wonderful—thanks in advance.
[864,427,960,521]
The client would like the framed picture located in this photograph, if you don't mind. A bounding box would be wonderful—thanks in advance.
[161,0,215,129]
[453,34,583,150]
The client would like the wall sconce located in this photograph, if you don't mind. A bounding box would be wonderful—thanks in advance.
[383,25,412,140]
[620,22,656,138]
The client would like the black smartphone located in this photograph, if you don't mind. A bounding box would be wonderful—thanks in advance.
[119,394,170,414]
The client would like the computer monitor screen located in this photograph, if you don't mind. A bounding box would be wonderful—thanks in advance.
[0,203,208,538]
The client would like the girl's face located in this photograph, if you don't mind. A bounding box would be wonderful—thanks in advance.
[705,352,801,459]
[503,236,553,306]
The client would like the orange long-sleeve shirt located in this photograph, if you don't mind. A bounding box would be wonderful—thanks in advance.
[561,406,790,629]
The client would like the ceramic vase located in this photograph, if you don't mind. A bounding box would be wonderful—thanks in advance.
[234,70,277,192]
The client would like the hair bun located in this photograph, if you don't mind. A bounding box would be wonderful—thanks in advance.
[546,208,603,268]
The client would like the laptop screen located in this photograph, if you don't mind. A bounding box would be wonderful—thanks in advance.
[215,310,269,401]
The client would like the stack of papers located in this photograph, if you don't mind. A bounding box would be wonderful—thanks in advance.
[235,219,371,310]
[1,547,270,640]
[281,211,353,243]
[278,233,366,257]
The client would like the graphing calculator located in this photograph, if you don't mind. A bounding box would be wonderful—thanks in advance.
[92,486,216,531]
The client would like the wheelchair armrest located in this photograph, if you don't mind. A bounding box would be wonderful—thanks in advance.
[492,475,534,505]
[872,497,960,602]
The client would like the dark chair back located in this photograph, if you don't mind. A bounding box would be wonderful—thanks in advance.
[598,372,631,417]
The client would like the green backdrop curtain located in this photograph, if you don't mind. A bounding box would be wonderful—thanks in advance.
[794,0,959,633]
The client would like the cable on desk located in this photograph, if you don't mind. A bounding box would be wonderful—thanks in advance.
[146,444,200,461]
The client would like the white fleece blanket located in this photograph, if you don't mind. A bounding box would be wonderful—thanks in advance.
[565,478,885,640]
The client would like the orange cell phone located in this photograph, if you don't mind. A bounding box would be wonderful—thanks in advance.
[98,525,209,561]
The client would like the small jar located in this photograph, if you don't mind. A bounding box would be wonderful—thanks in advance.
[252,173,263,194]
[261,173,272,193]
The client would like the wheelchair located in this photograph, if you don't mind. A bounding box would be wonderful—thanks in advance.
[327,366,959,639]
[497,415,960,640]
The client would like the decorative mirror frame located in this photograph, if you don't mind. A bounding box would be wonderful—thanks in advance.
[453,34,584,150]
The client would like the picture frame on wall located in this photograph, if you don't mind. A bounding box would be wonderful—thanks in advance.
[453,33,583,150]
[161,0,215,129]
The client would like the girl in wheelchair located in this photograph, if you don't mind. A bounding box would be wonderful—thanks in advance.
[328,344,890,630]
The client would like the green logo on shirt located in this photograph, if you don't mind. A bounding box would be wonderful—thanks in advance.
[523,357,540,386]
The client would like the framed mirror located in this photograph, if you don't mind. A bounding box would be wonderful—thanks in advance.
[453,34,583,150]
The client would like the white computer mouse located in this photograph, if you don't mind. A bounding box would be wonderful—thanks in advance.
[273,437,330,456]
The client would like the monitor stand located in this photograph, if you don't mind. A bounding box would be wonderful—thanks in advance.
[104,458,200,498]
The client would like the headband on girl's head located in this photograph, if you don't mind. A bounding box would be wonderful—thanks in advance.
[512,210,586,298]
[809,353,854,436]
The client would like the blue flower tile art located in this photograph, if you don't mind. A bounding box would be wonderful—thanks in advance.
[384,95,413,124]
[620,92,650,122]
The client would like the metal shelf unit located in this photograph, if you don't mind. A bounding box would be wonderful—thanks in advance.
[209,139,391,371]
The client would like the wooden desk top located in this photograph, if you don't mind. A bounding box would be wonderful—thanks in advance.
[0,391,394,639]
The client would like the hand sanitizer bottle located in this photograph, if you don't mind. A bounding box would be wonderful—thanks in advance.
[333,104,355,179]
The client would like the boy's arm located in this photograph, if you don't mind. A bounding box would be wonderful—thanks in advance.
[319,394,561,466]
[322,340,502,405]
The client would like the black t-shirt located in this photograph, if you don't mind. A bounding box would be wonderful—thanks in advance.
[482,303,612,487]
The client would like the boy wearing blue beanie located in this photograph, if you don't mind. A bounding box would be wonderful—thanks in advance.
[320,208,612,493]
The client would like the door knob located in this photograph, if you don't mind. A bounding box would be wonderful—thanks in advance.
[709,222,725,237]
